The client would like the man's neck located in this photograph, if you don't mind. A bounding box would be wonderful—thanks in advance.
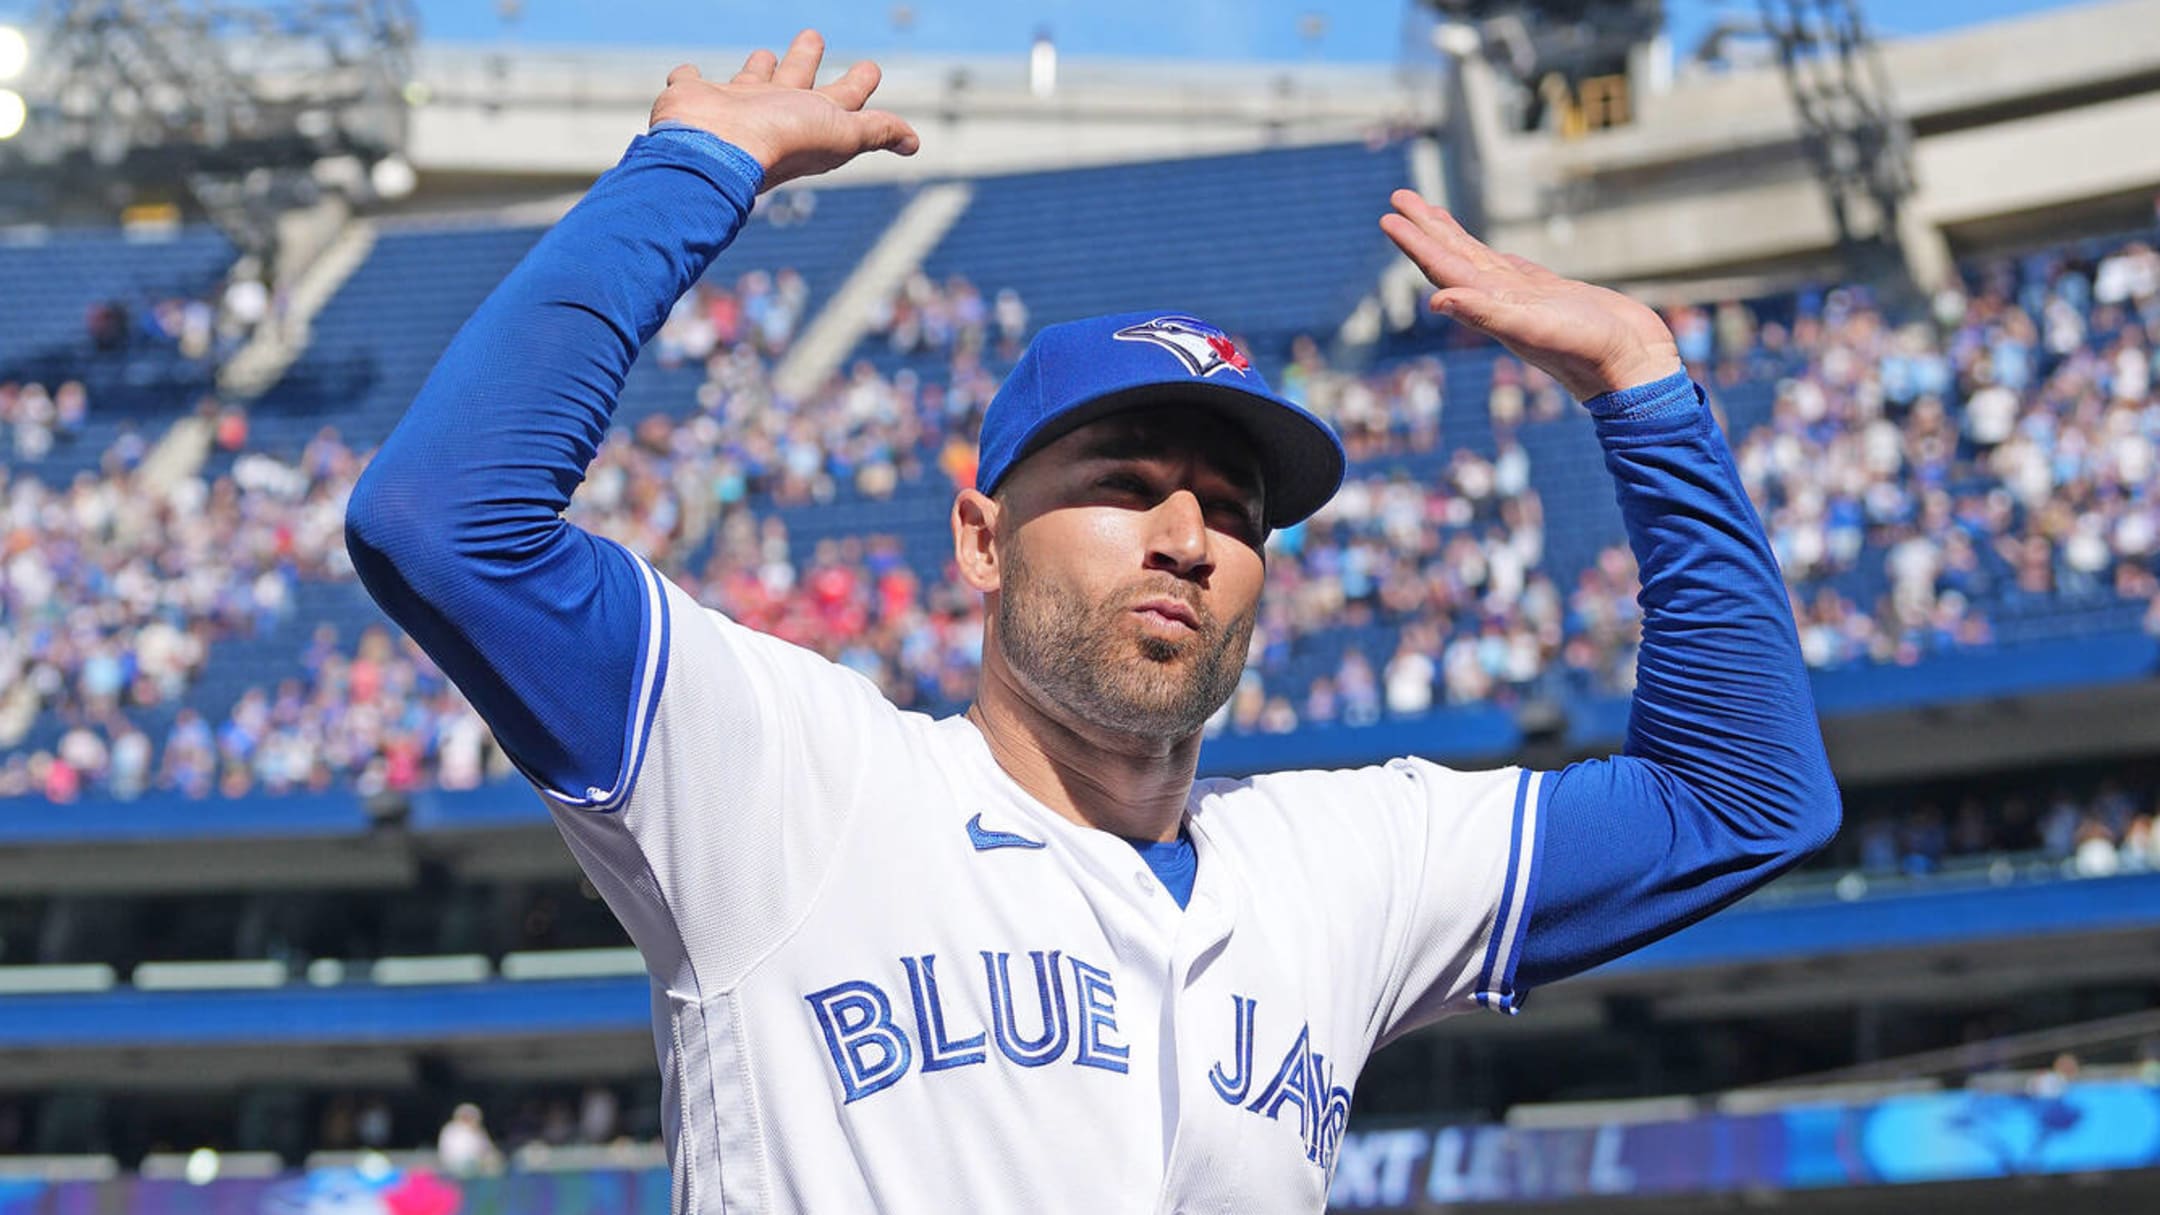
[965,663,1200,843]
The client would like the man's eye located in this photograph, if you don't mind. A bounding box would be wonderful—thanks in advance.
[1098,474,1151,495]
[1209,504,1260,537]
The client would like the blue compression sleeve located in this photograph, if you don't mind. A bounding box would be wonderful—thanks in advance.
[344,129,764,803]
[1512,371,1841,991]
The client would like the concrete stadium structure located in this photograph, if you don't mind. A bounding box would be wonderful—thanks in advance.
[389,0,2160,295]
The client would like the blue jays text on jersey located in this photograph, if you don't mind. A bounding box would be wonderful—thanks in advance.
[806,949,1352,1171]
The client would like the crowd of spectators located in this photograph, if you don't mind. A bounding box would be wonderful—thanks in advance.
[3,379,108,466]
[1699,238,2160,664]
[1839,776,2160,882]
[652,267,811,365]
[0,1078,648,1163]
[82,273,268,365]
[325,1085,639,1170]
[641,274,1011,508]
[9,233,2160,802]
[865,270,1030,361]
[0,619,507,804]
[0,418,362,770]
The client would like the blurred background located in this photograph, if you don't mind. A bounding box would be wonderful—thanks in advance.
[2,0,2160,1211]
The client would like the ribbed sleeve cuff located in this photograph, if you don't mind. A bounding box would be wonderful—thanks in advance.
[1580,368,1697,423]
[643,121,767,201]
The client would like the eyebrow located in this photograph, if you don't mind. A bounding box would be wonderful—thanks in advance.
[1073,428,1264,498]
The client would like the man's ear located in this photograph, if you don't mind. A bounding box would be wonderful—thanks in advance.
[952,488,1002,593]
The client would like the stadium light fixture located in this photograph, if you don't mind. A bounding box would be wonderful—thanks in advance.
[0,25,25,82]
[1029,29,1056,99]
[1433,22,1481,58]
[0,89,24,141]
[370,153,416,199]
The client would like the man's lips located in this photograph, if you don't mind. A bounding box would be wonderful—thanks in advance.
[1132,597,1201,630]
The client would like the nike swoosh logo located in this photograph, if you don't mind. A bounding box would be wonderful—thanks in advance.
[967,813,1046,852]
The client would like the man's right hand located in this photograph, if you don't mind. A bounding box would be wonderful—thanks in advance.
[650,30,920,193]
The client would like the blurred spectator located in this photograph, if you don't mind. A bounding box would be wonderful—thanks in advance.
[2029,1051,2082,1098]
[356,1098,393,1150]
[578,1086,620,1146]
[2073,815,2122,878]
[436,1103,499,1176]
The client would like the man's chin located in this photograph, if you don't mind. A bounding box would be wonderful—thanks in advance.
[1136,635,1188,664]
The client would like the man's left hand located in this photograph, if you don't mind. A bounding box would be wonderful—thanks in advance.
[1381,190,1682,401]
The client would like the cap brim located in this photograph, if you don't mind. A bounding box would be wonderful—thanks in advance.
[991,380,1346,529]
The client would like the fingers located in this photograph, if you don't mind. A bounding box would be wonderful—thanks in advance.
[1380,213,1484,290]
[819,60,882,111]
[857,109,921,157]
[774,29,826,90]
[667,63,701,87]
[1388,189,1508,275]
[733,48,777,84]
[1391,189,1472,240]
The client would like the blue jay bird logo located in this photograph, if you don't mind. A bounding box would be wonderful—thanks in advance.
[1112,315,1253,378]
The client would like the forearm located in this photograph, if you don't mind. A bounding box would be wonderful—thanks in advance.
[356,127,760,547]
[1518,372,1841,987]
[344,128,764,799]
[1596,374,1835,818]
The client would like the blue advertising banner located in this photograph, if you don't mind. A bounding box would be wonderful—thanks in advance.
[1328,1080,2160,1210]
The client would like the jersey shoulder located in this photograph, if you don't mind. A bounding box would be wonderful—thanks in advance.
[658,574,923,725]
[1191,755,1521,829]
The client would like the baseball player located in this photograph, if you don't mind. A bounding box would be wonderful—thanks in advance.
[347,30,1839,1214]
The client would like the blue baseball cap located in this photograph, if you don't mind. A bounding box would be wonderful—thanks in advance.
[975,311,1347,529]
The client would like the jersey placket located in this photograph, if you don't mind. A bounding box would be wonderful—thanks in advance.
[949,718,1197,1207]
[1152,813,1242,1213]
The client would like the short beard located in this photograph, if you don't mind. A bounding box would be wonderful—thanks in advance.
[996,534,1254,741]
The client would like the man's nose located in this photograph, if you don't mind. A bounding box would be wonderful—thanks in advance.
[1143,490,1214,581]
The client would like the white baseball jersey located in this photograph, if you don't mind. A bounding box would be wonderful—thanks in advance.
[540,556,1542,1214]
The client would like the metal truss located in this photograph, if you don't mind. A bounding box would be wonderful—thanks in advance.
[1,1,417,258]
[1758,0,1917,287]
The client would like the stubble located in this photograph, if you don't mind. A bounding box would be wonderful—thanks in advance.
[996,536,1254,741]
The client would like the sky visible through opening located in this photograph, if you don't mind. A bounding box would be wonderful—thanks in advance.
[379,0,2086,61]
[0,1,2096,66]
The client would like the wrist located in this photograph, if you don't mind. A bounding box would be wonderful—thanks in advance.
[1578,348,1684,401]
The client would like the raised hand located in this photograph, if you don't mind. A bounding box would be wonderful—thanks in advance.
[650,30,920,193]
[1380,190,1681,401]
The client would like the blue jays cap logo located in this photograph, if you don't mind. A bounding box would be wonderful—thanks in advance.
[1112,314,1253,378]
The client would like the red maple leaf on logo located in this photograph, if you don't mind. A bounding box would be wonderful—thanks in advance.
[1205,333,1250,372]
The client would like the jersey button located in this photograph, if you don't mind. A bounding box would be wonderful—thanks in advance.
[1134,871,1155,895]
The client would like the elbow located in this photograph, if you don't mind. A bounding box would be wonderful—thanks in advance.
[342,462,390,567]
[1705,755,1841,874]
[344,456,447,602]
[1780,759,1843,865]
[345,448,569,609]
[1792,785,1843,863]
[343,459,404,570]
